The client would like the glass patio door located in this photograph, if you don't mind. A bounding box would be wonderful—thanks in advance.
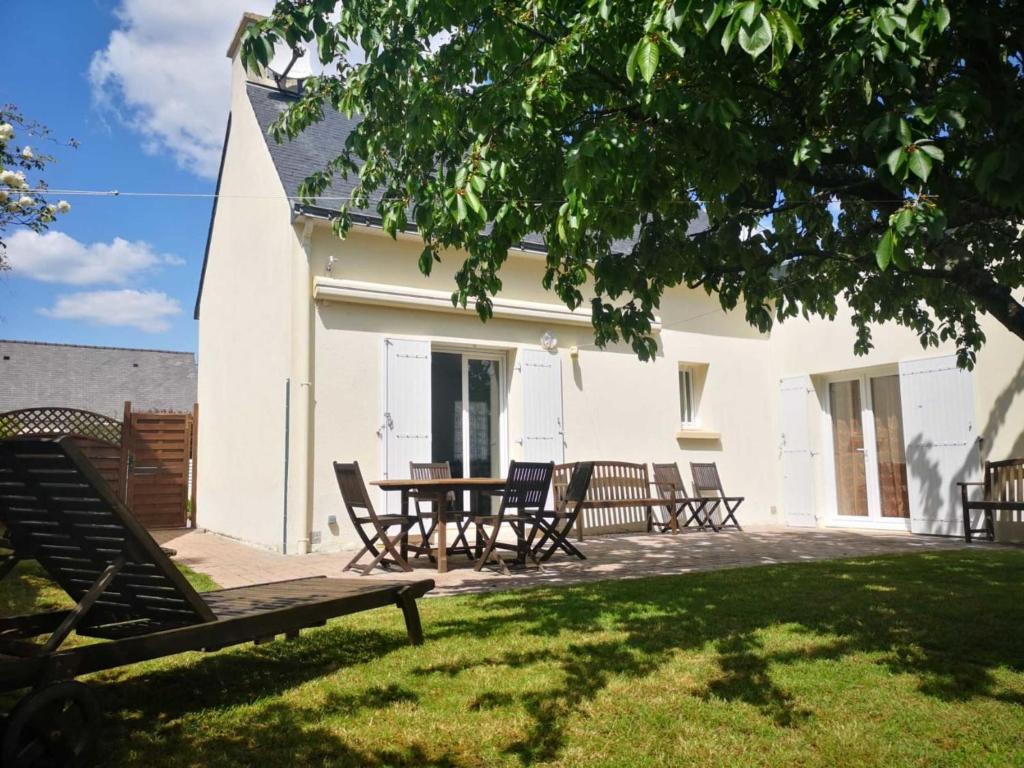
[431,351,504,507]
[827,374,910,527]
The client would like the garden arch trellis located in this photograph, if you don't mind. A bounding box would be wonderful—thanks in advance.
[0,403,196,528]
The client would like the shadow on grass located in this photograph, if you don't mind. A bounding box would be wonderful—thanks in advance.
[75,549,1024,767]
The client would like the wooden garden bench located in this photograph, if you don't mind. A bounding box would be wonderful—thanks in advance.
[553,461,666,541]
[958,457,1024,542]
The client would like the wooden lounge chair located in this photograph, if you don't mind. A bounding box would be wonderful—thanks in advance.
[531,461,594,561]
[473,461,554,575]
[651,462,720,532]
[0,437,434,766]
[689,462,744,530]
[334,461,418,575]
[408,461,472,560]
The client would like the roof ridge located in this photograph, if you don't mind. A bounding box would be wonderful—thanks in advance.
[0,339,195,356]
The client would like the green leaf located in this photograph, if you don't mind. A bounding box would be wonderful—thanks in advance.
[637,37,660,82]
[898,118,912,145]
[918,143,944,162]
[739,1,759,25]
[664,37,687,59]
[722,15,742,54]
[886,147,905,176]
[625,41,641,83]
[907,149,933,181]
[876,229,896,270]
[703,3,724,31]
[739,15,773,59]
[934,5,951,33]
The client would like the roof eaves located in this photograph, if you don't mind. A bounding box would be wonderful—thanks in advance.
[194,113,233,321]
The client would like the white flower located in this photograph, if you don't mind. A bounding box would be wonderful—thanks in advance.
[6,202,19,213]
[56,200,70,214]
[0,190,7,203]
[20,146,32,159]
[0,170,27,189]
[17,195,33,208]
[0,123,13,142]
[46,203,56,214]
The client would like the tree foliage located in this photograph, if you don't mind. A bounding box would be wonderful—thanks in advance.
[0,105,74,270]
[245,0,1024,365]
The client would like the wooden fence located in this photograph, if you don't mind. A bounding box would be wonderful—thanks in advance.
[0,402,197,529]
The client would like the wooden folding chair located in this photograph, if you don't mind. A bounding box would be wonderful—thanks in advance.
[334,461,417,575]
[473,461,553,575]
[652,462,720,532]
[409,461,472,560]
[689,462,744,530]
[531,461,593,561]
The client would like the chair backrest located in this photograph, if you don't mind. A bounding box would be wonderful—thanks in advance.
[564,462,595,504]
[333,461,377,519]
[984,458,1024,502]
[410,461,452,481]
[690,462,726,497]
[0,437,215,630]
[652,462,688,499]
[499,461,554,512]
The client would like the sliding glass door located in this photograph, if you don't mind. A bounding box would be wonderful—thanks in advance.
[431,350,504,489]
[826,373,910,527]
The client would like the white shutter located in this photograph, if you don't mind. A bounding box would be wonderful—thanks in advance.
[520,349,564,463]
[899,354,981,536]
[779,375,818,527]
[382,338,431,513]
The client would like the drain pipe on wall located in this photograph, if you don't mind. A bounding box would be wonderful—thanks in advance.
[282,377,291,555]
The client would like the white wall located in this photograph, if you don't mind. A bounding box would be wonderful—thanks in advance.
[769,303,1024,540]
[195,56,298,551]
[307,228,780,551]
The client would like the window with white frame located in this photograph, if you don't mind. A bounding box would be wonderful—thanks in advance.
[679,366,698,426]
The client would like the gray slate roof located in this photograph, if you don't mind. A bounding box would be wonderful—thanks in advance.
[245,82,708,252]
[0,340,197,420]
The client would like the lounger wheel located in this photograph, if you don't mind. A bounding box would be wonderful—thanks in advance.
[2,681,100,768]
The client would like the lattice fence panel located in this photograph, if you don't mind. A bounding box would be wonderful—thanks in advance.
[0,407,123,445]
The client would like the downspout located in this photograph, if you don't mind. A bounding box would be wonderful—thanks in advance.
[285,217,315,554]
[282,377,290,554]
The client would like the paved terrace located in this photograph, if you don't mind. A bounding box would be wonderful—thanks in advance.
[154,526,978,597]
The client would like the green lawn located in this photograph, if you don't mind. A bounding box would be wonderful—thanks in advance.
[5,550,1024,767]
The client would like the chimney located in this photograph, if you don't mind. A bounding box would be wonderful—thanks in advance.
[227,11,312,92]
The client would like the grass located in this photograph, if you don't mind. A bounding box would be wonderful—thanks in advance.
[5,550,1024,767]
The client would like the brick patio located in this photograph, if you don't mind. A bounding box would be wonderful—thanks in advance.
[154,525,975,596]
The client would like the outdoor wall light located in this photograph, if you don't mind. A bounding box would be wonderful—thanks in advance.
[540,331,558,351]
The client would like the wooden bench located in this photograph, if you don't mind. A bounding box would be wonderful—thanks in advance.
[553,461,666,541]
[958,458,1024,542]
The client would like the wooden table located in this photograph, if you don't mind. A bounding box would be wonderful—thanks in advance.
[372,477,506,573]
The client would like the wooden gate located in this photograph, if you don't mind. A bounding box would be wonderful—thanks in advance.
[0,403,197,529]
[124,408,195,529]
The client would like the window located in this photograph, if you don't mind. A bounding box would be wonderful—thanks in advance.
[679,366,697,426]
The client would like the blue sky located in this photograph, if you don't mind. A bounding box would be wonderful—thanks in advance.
[2,1,273,352]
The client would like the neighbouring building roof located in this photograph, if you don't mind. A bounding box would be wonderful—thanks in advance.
[0,340,197,420]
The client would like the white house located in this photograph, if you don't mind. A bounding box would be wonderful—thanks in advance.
[195,14,1024,554]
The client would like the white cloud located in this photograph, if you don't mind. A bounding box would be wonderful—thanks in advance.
[39,290,182,333]
[90,0,275,178]
[6,230,183,285]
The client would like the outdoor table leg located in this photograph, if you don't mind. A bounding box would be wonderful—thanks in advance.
[400,489,409,562]
[436,505,448,574]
